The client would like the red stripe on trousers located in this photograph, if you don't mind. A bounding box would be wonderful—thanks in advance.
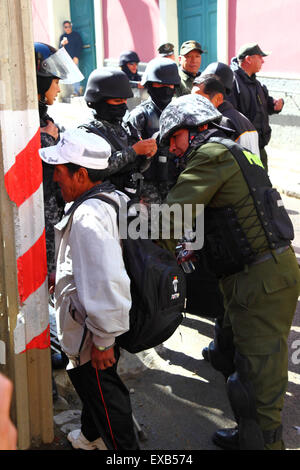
[4,128,42,207]
[21,324,50,353]
[17,229,47,304]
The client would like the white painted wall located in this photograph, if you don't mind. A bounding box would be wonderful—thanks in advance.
[159,0,179,58]
[217,0,228,63]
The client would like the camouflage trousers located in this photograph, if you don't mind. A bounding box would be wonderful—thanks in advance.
[44,194,64,274]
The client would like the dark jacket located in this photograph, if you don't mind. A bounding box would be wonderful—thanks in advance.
[228,58,280,148]
[59,31,83,59]
[218,100,260,155]
[39,101,60,203]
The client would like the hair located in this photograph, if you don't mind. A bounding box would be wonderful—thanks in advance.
[194,74,226,99]
[63,20,72,26]
[64,162,108,182]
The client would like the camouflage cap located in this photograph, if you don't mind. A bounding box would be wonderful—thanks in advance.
[237,43,270,60]
[158,42,175,57]
[180,40,204,56]
[159,94,222,143]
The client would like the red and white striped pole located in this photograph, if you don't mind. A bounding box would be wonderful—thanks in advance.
[2,111,49,354]
[0,0,53,448]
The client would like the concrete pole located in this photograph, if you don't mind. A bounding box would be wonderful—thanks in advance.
[0,0,53,449]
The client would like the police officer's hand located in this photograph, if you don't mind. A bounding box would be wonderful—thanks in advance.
[41,120,59,141]
[132,138,157,158]
[91,344,116,370]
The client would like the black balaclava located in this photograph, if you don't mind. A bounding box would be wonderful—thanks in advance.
[121,64,141,82]
[94,100,128,123]
[146,84,175,110]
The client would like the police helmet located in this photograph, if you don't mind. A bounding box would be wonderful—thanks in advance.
[84,68,133,106]
[35,42,59,78]
[119,50,140,66]
[35,42,84,92]
[159,94,222,143]
[201,62,233,94]
[141,58,181,86]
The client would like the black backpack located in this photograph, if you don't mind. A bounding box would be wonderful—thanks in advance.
[90,194,185,353]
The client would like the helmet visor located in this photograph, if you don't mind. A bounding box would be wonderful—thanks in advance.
[41,47,84,84]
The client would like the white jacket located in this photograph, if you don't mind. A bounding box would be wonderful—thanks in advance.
[54,190,131,368]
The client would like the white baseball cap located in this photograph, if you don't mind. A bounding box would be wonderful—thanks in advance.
[39,127,111,170]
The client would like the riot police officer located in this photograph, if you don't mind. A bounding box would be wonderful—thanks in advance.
[35,42,83,273]
[35,42,84,379]
[125,57,181,204]
[119,50,142,86]
[159,94,300,450]
[83,67,157,197]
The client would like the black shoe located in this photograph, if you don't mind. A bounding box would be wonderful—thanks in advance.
[212,427,239,450]
[202,347,209,362]
[51,352,68,370]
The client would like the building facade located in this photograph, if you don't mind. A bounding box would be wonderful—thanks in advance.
[31,0,300,150]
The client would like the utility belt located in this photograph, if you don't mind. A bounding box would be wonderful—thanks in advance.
[250,245,289,266]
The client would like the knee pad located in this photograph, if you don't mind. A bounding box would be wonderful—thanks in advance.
[208,321,235,378]
[227,352,264,449]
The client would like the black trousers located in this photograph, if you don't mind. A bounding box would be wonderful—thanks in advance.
[67,348,139,450]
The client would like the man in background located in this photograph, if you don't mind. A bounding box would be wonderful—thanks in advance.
[59,20,83,96]
[175,40,204,97]
[229,43,284,173]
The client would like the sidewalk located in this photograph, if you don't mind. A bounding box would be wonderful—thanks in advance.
[268,145,300,199]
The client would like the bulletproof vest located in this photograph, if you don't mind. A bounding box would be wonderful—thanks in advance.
[138,100,169,183]
[140,99,161,139]
[201,137,294,277]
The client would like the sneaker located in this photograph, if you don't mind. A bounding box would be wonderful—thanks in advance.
[67,429,106,450]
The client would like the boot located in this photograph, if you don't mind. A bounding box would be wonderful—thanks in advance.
[212,427,239,450]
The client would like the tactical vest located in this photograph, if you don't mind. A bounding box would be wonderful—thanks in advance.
[201,137,294,278]
[81,123,143,198]
[139,100,170,184]
[139,100,161,139]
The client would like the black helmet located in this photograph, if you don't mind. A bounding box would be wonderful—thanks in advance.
[141,58,181,86]
[119,50,140,66]
[84,68,133,106]
[160,94,222,143]
[201,62,233,94]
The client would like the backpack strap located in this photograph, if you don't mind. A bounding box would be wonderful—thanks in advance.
[87,193,120,220]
